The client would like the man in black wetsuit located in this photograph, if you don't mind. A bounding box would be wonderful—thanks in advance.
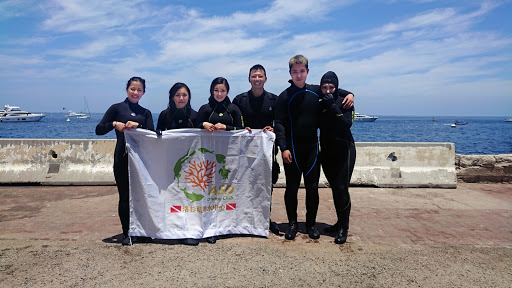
[233,64,280,235]
[274,55,322,240]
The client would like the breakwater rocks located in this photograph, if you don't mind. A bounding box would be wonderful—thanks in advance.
[456,154,512,183]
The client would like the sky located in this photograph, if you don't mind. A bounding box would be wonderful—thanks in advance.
[0,0,511,116]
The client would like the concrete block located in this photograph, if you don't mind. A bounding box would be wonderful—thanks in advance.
[0,139,116,185]
[351,142,457,188]
[0,140,458,187]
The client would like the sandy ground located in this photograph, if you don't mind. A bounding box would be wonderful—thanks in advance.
[0,183,511,287]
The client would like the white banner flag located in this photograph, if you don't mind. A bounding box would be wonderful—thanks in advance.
[124,128,275,239]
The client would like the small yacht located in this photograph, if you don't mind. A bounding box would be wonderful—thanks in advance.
[66,110,87,118]
[354,112,378,122]
[66,97,91,119]
[0,105,45,122]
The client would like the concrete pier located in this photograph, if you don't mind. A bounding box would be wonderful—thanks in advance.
[0,139,510,187]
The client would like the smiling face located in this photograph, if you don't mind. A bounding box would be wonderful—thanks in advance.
[173,87,189,109]
[289,63,309,88]
[212,84,228,102]
[249,69,267,91]
[126,81,145,103]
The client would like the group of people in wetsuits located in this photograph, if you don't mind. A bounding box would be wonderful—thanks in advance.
[96,54,356,247]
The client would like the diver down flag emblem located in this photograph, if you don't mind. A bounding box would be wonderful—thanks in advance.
[170,206,181,213]
[226,203,236,210]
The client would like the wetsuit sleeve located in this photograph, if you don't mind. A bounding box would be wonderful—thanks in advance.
[189,110,198,128]
[226,105,244,131]
[339,88,354,97]
[325,89,354,129]
[274,91,289,151]
[232,95,240,109]
[156,110,166,131]
[196,105,209,129]
[95,104,117,135]
[143,110,155,131]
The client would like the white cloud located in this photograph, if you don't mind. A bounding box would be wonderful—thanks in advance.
[47,35,129,59]
[1,0,510,116]
[40,0,165,33]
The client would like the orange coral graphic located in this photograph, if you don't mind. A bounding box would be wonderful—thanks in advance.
[184,160,216,192]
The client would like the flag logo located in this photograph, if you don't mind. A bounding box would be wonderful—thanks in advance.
[170,205,182,213]
[173,147,231,203]
[226,203,236,210]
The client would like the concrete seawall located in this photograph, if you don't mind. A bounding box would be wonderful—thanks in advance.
[1,139,510,187]
[0,139,114,185]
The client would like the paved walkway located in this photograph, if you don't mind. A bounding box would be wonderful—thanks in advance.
[0,183,511,287]
[1,183,510,246]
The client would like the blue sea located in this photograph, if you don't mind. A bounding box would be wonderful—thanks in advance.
[1,113,511,155]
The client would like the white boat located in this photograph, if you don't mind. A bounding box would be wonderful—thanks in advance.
[0,105,45,122]
[354,112,378,122]
[66,110,87,118]
[66,97,91,119]
[505,118,512,122]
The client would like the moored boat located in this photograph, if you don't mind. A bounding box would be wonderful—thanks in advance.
[354,112,378,122]
[66,97,91,119]
[66,110,87,118]
[0,105,45,122]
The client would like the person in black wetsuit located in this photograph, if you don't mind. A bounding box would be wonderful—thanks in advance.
[232,64,280,235]
[319,71,356,244]
[156,82,197,131]
[196,77,243,244]
[197,77,244,132]
[274,55,323,240]
[95,76,154,246]
[156,82,202,246]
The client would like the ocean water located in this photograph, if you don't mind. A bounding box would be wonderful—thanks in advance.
[1,113,511,155]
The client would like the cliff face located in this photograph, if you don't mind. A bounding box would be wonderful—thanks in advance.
[456,154,512,183]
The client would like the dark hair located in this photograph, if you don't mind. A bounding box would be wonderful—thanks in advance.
[162,82,191,128]
[210,77,230,97]
[249,64,266,77]
[168,82,191,111]
[126,76,146,92]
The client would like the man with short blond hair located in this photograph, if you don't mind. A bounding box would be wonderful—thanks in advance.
[274,54,322,240]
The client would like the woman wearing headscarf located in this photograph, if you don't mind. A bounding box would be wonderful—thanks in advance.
[318,71,356,244]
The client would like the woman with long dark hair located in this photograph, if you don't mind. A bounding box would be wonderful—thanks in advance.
[96,76,154,246]
[197,77,244,132]
[156,82,201,246]
[156,82,197,131]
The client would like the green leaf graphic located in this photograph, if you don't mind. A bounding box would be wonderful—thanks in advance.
[174,147,195,186]
[182,187,204,203]
[198,147,214,154]
[215,154,226,164]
